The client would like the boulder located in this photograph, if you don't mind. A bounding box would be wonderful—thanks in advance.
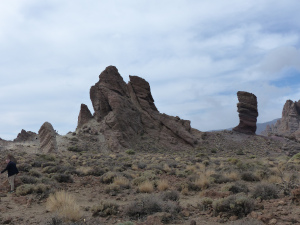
[38,122,58,153]
[233,91,258,135]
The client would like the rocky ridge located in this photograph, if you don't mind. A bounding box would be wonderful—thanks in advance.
[262,100,300,139]
[76,66,198,151]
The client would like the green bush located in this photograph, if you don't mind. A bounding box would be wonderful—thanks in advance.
[228,182,249,194]
[91,201,119,217]
[53,174,73,183]
[213,194,254,218]
[252,183,279,200]
[125,149,135,155]
[19,175,38,184]
[241,172,260,182]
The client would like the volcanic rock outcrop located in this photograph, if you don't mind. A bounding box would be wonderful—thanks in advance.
[262,100,300,139]
[14,129,38,142]
[77,66,197,150]
[38,122,58,153]
[77,104,93,128]
[233,91,258,135]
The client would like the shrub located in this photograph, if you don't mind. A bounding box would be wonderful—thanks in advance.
[67,146,82,152]
[88,166,106,177]
[100,172,118,184]
[198,197,213,211]
[157,179,169,191]
[118,222,135,225]
[16,184,35,196]
[113,176,130,189]
[53,174,73,183]
[126,194,163,218]
[132,176,147,186]
[138,181,154,193]
[138,162,147,169]
[125,149,135,155]
[161,190,180,202]
[91,201,119,217]
[241,172,260,182]
[46,190,82,221]
[252,183,279,200]
[19,175,38,184]
[29,169,42,178]
[228,182,249,194]
[126,194,181,219]
[42,166,59,174]
[18,163,32,172]
[105,184,120,195]
[213,194,254,218]
[39,154,56,161]
[210,173,232,184]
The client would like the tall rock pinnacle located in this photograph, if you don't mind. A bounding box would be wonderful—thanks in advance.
[233,91,258,135]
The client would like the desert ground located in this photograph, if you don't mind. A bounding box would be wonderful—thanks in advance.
[0,130,300,225]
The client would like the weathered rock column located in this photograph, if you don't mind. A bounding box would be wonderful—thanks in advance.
[233,91,258,135]
[38,122,58,153]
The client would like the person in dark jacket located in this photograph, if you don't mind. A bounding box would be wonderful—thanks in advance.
[1,155,19,193]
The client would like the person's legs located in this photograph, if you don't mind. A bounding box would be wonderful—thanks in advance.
[8,175,16,191]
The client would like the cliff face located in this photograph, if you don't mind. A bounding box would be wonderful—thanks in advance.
[77,66,197,150]
[233,91,258,135]
[262,100,300,139]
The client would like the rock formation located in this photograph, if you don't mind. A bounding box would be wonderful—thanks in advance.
[233,91,258,135]
[77,65,197,150]
[14,129,38,142]
[262,100,300,139]
[38,122,58,153]
[77,104,93,128]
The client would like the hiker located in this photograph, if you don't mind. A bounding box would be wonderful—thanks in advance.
[1,155,19,193]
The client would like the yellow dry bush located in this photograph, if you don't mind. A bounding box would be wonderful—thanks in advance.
[131,164,139,171]
[46,190,82,221]
[113,176,130,187]
[157,179,169,191]
[163,164,171,173]
[76,166,93,175]
[268,175,282,184]
[224,172,239,181]
[186,165,197,173]
[195,174,210,190]
[138,180,154,193]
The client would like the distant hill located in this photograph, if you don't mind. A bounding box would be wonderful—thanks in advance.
[256,118,279,135]
[210,118,280,135]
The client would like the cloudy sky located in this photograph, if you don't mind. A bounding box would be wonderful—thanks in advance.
[1,0,300,140]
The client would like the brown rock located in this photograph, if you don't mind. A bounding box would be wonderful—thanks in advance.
[77,104,93,128]
[78,65,197,150]
[262,100,300,140]
[233,91,258,135]
[38,122,58,153]
[14,129,38,142]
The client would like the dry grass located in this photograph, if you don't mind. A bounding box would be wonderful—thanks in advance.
[157,179,169,191]
[224,171,239,181]
[163,164,171,173]
[76,166,93,175]
[268,175,282,184]
[131,164,139,170]
[138,180,154,193]
[46,190,82,221]
[194,174,210,190]
[113,176,130,187]
[186,165,197,173]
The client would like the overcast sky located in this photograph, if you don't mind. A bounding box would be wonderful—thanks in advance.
[1,0,300,140]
